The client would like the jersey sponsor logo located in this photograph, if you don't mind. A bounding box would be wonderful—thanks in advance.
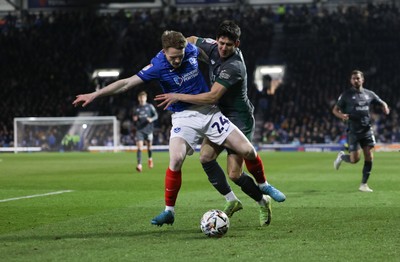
[173,69,199,86]
[142,64,153,71]
[219,70,230,80]
[174,127,181,133]
[355,105,369,111]
[174,76,184,86]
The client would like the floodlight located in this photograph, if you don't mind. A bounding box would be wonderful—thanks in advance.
[92,69,121,79]
[254,65,285,92]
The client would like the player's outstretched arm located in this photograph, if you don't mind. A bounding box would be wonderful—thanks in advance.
[73,75,144,108]
[155,82,226,110]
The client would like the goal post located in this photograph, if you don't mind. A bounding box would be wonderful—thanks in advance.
[13,116,120,153]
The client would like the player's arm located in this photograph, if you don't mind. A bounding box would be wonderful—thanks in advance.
[155,82,227,110]
[381,101,390,115]
[187,36,209,63]
[186,36,198,45]
[374,93,390,115]
[332,105,349,121]
[132,107,138,122]
[73,75,144,108]
[376,99,390,115]
[148,104,158,122]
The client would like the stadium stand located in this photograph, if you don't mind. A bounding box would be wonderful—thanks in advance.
[0,1,399,149]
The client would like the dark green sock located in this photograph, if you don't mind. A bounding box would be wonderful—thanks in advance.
[233,172,263,202]
[342,154,351,163]
[137,150,142,164]
[362,161,372,184]
[202,160,232,195]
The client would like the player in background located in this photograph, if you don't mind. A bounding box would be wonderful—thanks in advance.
[156,20,285,226]
[132,91,158,172]
[332,70,390,192]
[73,30,271,227]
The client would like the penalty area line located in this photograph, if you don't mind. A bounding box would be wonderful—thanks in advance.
[0,190,74,203]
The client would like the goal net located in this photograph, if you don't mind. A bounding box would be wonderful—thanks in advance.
[14,116,120,152]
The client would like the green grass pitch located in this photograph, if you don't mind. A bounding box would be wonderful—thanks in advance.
[0,151,399,261]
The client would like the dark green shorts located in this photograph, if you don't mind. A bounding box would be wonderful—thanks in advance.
[347,132,376,152]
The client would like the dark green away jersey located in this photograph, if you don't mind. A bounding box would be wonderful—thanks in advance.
[133,103,158,134]
[196,37,254,137]
[336,87,384,135]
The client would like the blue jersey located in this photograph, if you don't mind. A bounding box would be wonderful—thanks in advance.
[137,43,209,112]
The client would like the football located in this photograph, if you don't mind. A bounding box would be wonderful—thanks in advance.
[200,209,230,238]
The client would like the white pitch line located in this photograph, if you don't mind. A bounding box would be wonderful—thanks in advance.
[0,190,74,203]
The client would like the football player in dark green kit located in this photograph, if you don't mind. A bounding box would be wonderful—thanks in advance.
[133,91,158,172]
[156,20,285,226]
[333,70,390,192]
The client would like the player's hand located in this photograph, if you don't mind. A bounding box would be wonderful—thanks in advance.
[155,93,180,110]
[72,93,96,107]
[383,106,390,115]
[342,114,349,121]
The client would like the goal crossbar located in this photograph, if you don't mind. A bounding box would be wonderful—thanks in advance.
[13,116,120,153]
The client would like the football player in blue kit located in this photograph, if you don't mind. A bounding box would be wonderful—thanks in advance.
[73,30,271,226]
[156,21,286,226]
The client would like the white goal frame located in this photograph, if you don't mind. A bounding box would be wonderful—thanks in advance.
[13,116,120,153]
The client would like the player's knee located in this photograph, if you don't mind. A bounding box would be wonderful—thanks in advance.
[243,147,257,160]
[170,155,185,170]
[228,171,241,181]
[199,153,216,164]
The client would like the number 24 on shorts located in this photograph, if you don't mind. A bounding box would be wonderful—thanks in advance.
[212,116,230,133]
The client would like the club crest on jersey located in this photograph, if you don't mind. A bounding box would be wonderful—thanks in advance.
[189,57,196,65]
[174,127,181,133]
[219,70,230,80]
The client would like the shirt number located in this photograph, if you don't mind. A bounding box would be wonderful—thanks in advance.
[211,116,230,134]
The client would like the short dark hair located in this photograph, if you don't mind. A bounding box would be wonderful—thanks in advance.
[161,30,187,50]
[138,91,147,97]
[216,20,241,42]
[351,70,364,78]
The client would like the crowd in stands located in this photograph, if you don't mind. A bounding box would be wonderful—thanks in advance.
[257,2,400,145]
[0,2,399,149]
